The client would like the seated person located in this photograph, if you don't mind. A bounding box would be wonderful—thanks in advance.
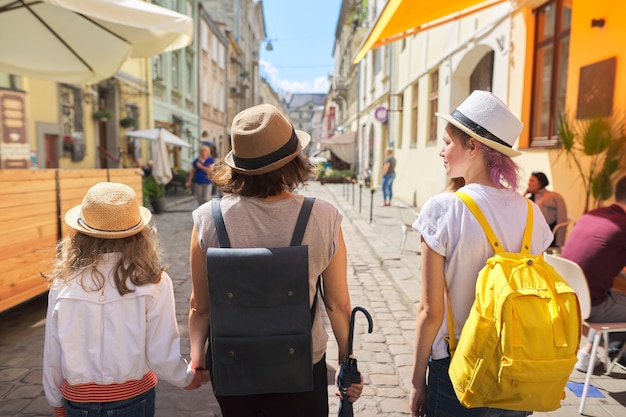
[560,176,626,371]
[525,171,568,247]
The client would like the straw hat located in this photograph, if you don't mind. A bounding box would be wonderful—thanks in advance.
[65,182,152,239]
[224,103,311,175]
[436,90,523,157]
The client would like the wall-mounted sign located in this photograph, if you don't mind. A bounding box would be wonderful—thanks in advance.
[577,57,616,119]
[0,91,29,169]
[374,106,388,123]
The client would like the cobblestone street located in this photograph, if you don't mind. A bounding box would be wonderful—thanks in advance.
[1,180,625,416]
[0,181,416,417]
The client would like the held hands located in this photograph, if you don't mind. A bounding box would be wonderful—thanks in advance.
[200,368,211,384]
[184,367,211,390]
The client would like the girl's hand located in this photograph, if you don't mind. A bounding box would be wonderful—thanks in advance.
[410,385,428,417]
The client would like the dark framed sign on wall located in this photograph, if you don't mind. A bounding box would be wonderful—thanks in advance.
[576,57,616,119]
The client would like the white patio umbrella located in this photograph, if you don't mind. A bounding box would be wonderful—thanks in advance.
[126,128,191,148]
[151,129,172,186]
[0,0,193,84]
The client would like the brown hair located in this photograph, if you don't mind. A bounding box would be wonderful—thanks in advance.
[211,155,314,198]
[45,226,164,296]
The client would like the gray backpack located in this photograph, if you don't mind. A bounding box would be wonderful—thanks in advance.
[206,197,319,396]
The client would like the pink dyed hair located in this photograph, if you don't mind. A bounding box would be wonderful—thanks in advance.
[447,124,520,190]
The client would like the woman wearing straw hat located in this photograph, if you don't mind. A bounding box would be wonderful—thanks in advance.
[409,91,553,417]
[43,182,207,417]
[188,104,363,416]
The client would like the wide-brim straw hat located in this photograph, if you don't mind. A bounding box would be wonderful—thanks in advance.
[225,103,311,175]
[65,182,152,239]
[436,90,523,157]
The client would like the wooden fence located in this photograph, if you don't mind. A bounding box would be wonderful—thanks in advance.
[0,168,143,313]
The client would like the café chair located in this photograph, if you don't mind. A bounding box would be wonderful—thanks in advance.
[395,203,419,252]
[545,254,626,414]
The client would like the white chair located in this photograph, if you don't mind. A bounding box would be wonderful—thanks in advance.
[552,217,572,238]
[545,254,626,414]
[394,203,419,252]
[547,217,572,254]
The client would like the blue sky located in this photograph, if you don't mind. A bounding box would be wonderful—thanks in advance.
[260,0,341,94]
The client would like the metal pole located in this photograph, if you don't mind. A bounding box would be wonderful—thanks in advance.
[359,184,363,213]
[370,188,375,223]
[351,182,355,206]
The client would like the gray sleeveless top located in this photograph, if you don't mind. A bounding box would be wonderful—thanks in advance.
[192,193,342,363]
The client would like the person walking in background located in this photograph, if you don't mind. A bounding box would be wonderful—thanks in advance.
[187,104,363,416]
[525,171,569,247]
[409,91,553,417]
[203,142,222,197]
[186,145,215,206]
[560,175,626,372]
[381,147,396,206]
[43,182,206,417]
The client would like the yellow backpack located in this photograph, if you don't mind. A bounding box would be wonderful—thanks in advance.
[446,192,581,412]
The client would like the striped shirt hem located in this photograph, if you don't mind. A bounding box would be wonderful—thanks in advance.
[61,371,157,403]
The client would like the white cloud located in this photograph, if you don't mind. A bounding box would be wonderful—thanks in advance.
[260,60,329,94]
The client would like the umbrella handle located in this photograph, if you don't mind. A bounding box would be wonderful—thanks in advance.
[347,306,374,357]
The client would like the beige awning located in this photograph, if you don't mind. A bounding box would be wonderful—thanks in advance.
[353,0,506,63]
[320,132,356,164]
[320,132,356,145]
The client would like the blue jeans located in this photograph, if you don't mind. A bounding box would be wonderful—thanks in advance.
[63,387,155,417]
[428,357,531,417]
[382,173,395,202]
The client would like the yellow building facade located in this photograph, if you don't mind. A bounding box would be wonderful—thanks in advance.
[353,0,625,225]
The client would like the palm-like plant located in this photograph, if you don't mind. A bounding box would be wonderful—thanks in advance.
[557,112,626,212]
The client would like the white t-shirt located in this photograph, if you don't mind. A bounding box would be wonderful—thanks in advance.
[413,184,553,360]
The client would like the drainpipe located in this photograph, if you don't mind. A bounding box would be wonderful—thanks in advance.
[355,61,361,177]
[387,43,393,147]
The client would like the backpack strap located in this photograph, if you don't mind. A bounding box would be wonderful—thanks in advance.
[444,284,457,357]
[288,197,322,323]
[211,198,230,248]
[291,197,315,246]
[455,191,534,254]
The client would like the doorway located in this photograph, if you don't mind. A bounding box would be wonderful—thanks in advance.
[44,134,58,168]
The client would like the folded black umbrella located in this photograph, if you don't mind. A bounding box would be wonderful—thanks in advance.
[337,306,374,417]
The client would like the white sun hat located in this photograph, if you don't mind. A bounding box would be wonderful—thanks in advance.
[436,90,523,157]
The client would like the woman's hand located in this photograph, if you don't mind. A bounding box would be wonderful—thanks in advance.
[410,384,427,417]
[336,374,364,403]
[199,368,211,384]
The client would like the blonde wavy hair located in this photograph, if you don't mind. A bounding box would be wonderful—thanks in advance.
[45,226,165,296]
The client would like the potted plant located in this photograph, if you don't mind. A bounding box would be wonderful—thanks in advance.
[120,117,136,129]
[93,109,113,122]
[315,162,326,185]
[62,135,75,153]
[142,176,166,214]
[557,112,626,212]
